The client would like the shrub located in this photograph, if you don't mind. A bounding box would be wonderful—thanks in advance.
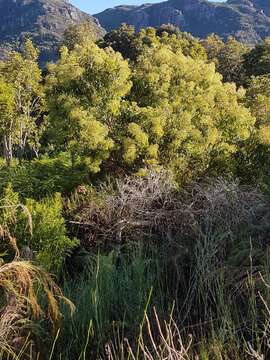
[25,194,79,276]
[0,154,89,199]
[0,215,74,357]
[0,185,78,276]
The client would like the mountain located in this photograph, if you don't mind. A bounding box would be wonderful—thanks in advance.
[95,0,270,43]
[0,0,104,65]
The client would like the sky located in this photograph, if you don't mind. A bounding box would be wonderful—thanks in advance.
[70,0,225,15]
[70,0,159,14]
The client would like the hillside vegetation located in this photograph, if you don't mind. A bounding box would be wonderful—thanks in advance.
[1,24,270,359]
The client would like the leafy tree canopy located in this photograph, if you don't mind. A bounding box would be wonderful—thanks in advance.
[0,40,44,164]
[203,35,249,86]
[244,37,270,77]
[101,24,206,63]
[45,41,131,173]
[118,43,255,181]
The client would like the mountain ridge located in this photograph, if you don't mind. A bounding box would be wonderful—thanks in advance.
[95,0,270,43]
[0,0,105,65]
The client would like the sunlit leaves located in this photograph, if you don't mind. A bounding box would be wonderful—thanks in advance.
[46,41,131,173]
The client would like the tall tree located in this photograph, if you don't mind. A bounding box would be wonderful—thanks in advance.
[101,25,206,63]
[62,20,105,51]
[45,35,255,182]
[0,40,44,160]
[246,74,270,147]
[0,77,15,166]
[45,41,131,173]
[202,34,224,63]
[233,74,270,180]
[120,43,255,181]
[101,24,138,61]
[244,37,270,78]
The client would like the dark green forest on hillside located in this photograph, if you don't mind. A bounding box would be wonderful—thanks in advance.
[2,22,270,359]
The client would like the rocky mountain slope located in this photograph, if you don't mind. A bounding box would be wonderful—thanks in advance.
[0,0,104,65]
[95,0,270,43]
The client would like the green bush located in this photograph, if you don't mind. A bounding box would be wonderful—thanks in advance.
[0,185,78,276]
[0,153,89,199]
[25,194,79,276]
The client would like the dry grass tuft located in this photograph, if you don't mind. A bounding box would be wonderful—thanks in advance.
[0,203,74,355]
[105,307,192,360]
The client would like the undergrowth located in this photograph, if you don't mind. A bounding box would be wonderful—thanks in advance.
[1,173,270,359]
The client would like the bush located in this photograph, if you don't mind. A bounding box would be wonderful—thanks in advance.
[0,154,89,199]
[0,185,78,276]
[2,174,270,359]
[25,194,79,276]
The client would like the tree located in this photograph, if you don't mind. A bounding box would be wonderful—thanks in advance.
[202,34,224,63]
[156,24,182,37]
[101,25,206,63]
[0,78,15,166]
[62,20,105,51]
[100,24,139,61]
[45,35,254,183]
[215,37,249,85]
[119,43,255,181]
[0,40,44,161]
[246,74,270,130]
[233,74,270,180]
[203,35,249,86]
[245,75,270,150]
[45,41,131,173]
[244,37,270,77]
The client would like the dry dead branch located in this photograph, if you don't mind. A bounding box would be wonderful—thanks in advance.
[68,172,270,251]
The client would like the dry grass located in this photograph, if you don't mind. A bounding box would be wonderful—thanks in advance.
[0,204,74,356]
[105,308,192,360]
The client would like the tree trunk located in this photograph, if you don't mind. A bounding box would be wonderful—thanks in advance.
[3,134,13,167]
[19,130,28,164]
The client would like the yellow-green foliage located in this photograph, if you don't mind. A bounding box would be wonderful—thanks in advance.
[0,78,15,135]
[25,194,78,275]
[0,78,15,166]
[0,78,14,118]
[45,38,255,182]
[45,41,131,173]
[203,35,249,85]
[0,40,44,164]
[62,20,105,51]
[0,28,266,185]
[0,154,89,200]
[122,43,255,180]
[246,75,270,129]
[101,24,207,62]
